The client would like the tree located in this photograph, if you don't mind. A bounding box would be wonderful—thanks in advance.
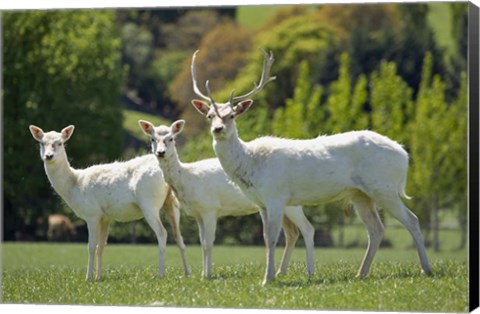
[160,10,228,51]
[118,9,235,117]
[409,53,467,251]
[395,4,446,97]
[445,3,468,100]
[370,61,414,144]
[446,73,468,249]
[205,11,343,148]
[271,60,323,139]
[252,13,342,108]
[315,3,447,98]
[3,10,125,240]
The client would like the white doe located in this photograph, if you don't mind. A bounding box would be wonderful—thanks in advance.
[138,119,315,279]
[190,49,432,285]
[29,125,190,281]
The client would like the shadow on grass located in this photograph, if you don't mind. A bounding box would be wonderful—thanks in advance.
[272,274,355,288]
[271,264,452,288]
[83,261,464,285]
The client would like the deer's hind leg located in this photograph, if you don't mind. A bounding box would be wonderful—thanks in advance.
[163,193,190,277]
[374,190,432,276]
[351,191,384,278]
[282,207,315,278]
[276,215,299,276]
[141,200,168,278]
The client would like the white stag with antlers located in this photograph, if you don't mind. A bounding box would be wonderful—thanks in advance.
[138,119,315,279]
[190,49,432,285]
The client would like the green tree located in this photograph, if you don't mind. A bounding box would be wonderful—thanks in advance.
[409,53,466,251]
[324,53,369,133]
[271,61,323,139]
[370,61,414,144]
[325,53,353,133]
[350,74,369,130]
[264,15,341,103]
[316,3,447,97]
[444,3,468,100]
[218,11,341,118]
[446,73,468,249]
[3,10,125,240]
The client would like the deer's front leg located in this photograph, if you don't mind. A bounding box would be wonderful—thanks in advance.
[261,205,283,286]
[202,214,217,279]
[85,217,101,281]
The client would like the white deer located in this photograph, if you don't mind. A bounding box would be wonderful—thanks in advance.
[190,49,432,285]
[138,119,315,279]
[29,125,190,281]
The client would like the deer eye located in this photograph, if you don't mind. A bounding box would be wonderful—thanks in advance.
[207,114,215,120]
[151,138,155,142]
[229,114,235,119]
[169,138,174,142]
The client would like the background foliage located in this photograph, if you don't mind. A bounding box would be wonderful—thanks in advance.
[3,10,125,240]
[2,3,469,252]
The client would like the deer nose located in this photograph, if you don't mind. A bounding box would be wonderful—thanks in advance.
[156,150,166,158]
[213,126,224,133]
[45,153,54,160]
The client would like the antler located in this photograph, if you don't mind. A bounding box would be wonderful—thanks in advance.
[191,48,276,114]
[191,50,210,102]
[191,50,221,116]
[229,49,277,105]
[205,80,221,117]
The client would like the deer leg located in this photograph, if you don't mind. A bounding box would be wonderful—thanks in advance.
[351,192,384,278]
[375,192,432,275]
[95,217,110,281]
[261,204,284,286]
[276,215,299,276]
[283,207,315,278]
[85,217,101,281]
[164,204,190,277]
[142,205,168,278]
[201,214,217,279]
[196,218,208,278]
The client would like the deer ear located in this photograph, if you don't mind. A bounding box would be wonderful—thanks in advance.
[171,120,185,136]
[61,125,75,142]
[29,125,44,142]
[191,99,210,116]
[234,99,253,117]
[138,120,155,136]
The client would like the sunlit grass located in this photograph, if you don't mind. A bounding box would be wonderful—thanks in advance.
[1,243,468,312]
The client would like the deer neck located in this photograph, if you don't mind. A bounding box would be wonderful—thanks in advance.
[213,130,253,189]
[43,152,77,201]
[158,150,185,193]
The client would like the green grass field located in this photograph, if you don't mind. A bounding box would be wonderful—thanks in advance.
[1,242,468,311]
